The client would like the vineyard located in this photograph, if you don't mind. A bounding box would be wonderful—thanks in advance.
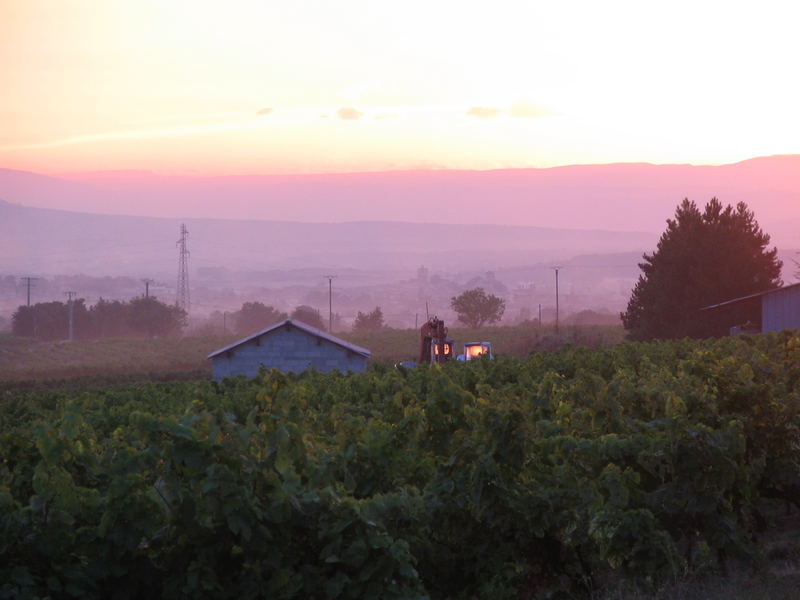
[2,332,800,598]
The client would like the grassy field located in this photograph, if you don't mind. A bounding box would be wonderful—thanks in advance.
[0,323,624,385]
[0,333,230,385]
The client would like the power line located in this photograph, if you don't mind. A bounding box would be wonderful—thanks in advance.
[176,224,190,314]
[65,291,76,342]
[551,266,562,334]
[558,264,638,268]
[141,278,154,298]
[324,275,337,333]
[20,276,38,306]
[191,302,234,311]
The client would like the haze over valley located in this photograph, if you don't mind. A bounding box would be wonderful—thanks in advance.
[1,156,798,330]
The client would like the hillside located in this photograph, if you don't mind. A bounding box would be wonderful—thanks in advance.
[1,155,799,246]
[0,198,655,276]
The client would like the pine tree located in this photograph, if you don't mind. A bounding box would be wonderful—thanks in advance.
[622,198,782,340]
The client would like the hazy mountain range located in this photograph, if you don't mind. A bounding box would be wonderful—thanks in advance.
[0,199,655,277]
[1,155,798,277]
[2,155,799,240]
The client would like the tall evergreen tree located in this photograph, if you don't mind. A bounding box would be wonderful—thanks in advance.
[622,198,782,340]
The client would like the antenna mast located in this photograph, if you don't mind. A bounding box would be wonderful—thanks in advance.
[176,224,190,314]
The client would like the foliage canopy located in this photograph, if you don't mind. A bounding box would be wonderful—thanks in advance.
[622,198,782,340]
[353,306,384,332]
[290,305,326,330]
[233,302,287,336]
[127,296,187,338]
[3,333,800,597]
[450,287,506,328]
[12,296,186,340]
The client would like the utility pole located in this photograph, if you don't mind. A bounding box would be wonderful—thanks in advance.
[65,291,76,342]
[551,267,562,334]
[20,276,38,306]
[142,278,154,298]
[538,303,542,326]
[323,275,337,332]
[176,224,190,314]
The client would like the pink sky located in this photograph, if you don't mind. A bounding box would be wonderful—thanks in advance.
[2,1,799,176]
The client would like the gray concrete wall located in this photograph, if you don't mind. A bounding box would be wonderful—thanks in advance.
[762,287,800,332]
[211,325,367,380]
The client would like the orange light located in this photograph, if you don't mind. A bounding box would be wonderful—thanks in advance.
[466,345,487,358]
[433,343,451,356]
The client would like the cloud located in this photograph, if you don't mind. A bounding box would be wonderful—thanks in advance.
[464,102,554,120]
[0,116,273,151]
[509,100,553,118]
[336,107,363,120]
[256,107,273,116]
[373,113,398,120]
[466,106,503,119]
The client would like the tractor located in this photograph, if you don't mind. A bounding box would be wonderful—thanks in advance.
[397,317,492,367]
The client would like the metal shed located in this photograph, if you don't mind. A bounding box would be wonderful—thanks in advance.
[207,319,371,380]
[701,283,800,335]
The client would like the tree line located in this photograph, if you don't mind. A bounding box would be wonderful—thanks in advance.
[231,296,506,336]
[12,197,784,344]
[440,197,786,340]
[230,302,388,336]
[12,296,186,340]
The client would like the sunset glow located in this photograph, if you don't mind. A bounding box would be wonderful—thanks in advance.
[2,0,799,175]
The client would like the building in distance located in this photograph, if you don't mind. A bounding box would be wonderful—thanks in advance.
[208,319,370,380]
[701,283,800,335]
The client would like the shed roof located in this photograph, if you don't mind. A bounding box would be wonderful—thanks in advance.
[207,319,371,359]
[700,282,800,311]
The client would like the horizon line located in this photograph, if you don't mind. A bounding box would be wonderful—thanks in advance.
[1,153,795,181]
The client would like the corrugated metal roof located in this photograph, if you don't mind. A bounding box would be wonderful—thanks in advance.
[207,319,372,359]
[700,282,800,311]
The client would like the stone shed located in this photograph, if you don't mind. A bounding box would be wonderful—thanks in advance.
[207,319,371,380]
